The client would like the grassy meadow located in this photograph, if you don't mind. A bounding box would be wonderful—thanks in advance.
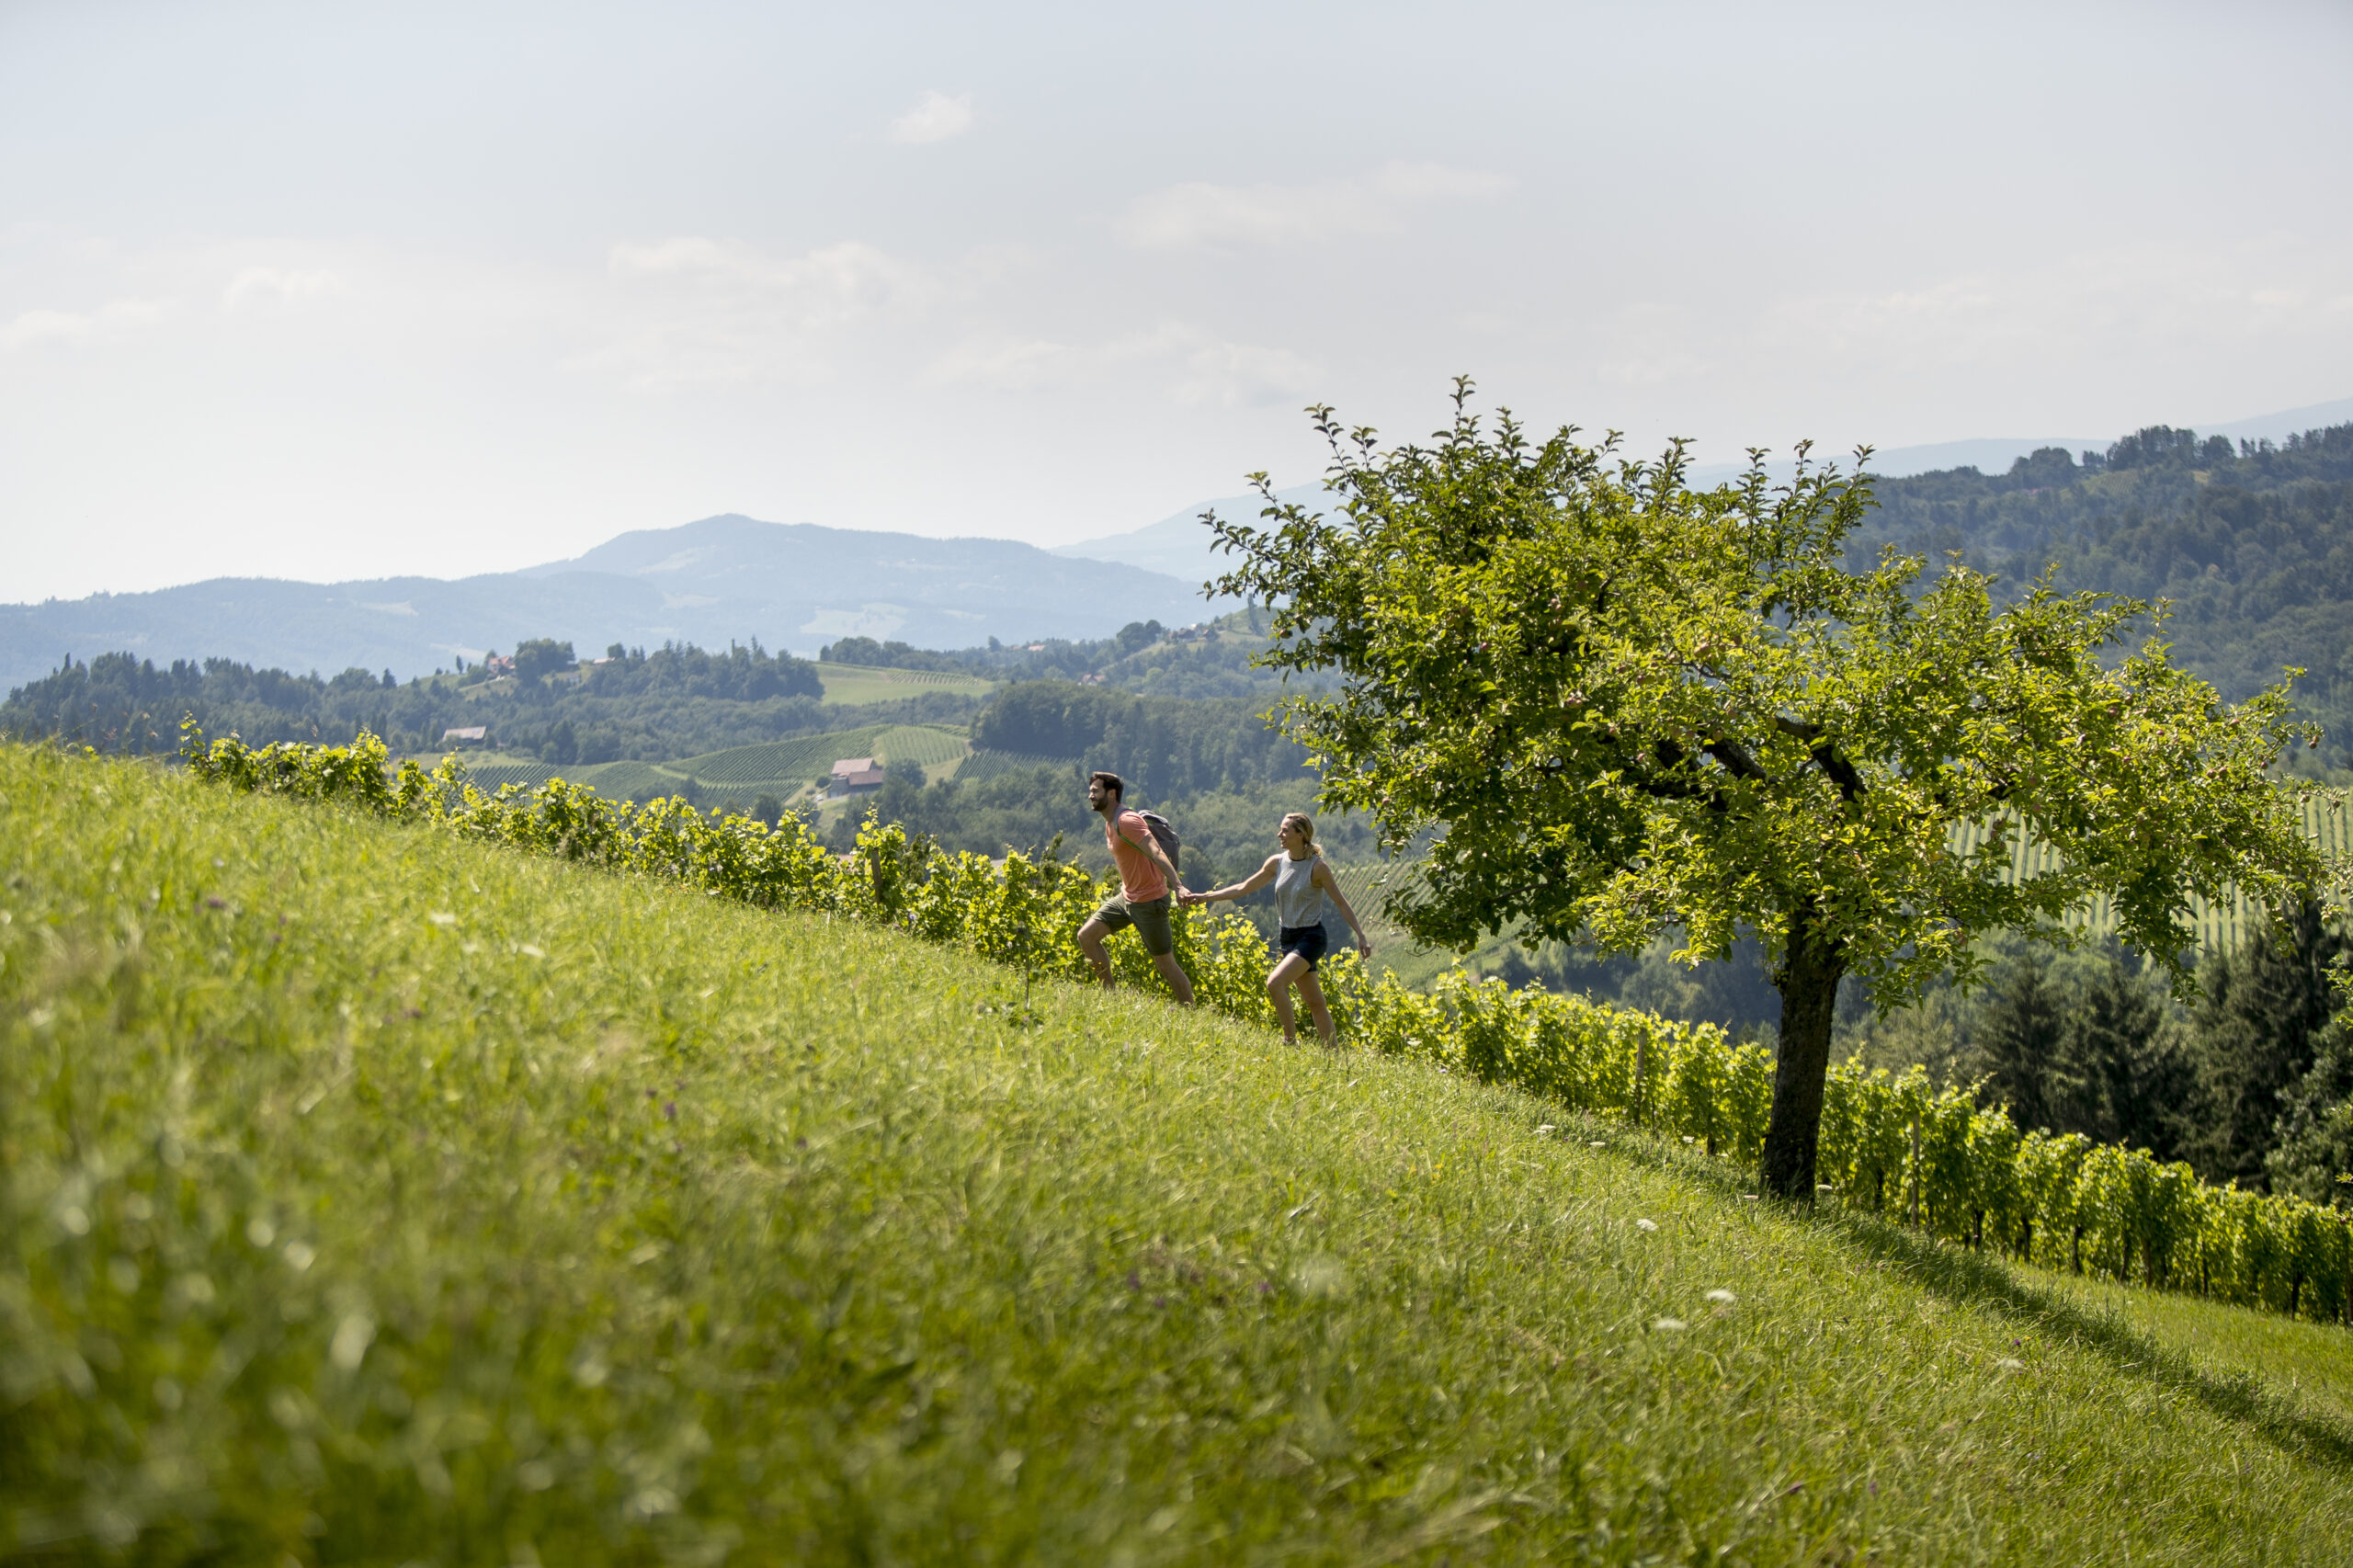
[6,742,2353,1565]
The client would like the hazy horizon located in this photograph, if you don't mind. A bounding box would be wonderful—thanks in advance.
[6,0,2349,603]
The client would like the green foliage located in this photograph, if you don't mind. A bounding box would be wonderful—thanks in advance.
[972,682,1314,798]
[1219,384,2325,999]
[817,635,964,670]
[2269,1027,2353,1204]
[2177,900,2350,1187]
[1211,381,2333,1196]
[507,637,574,682]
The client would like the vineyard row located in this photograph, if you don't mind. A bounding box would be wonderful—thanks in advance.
[180,725,2353,1329]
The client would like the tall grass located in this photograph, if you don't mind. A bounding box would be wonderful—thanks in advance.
[6,743,2353,1562]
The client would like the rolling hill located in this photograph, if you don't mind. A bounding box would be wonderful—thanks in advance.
[7,742,2353,1562]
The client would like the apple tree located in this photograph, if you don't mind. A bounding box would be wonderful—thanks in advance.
[1210,383,2335,1198]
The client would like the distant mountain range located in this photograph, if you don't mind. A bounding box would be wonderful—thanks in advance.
[0,515,1223,691]
[1053,396,2353,581]
[9,395,2346,695]
[1051,484,1324,581]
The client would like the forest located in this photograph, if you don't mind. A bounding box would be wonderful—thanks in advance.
[1850,421,2353,767]
[821,606,1332,699]
[0,639,955,764]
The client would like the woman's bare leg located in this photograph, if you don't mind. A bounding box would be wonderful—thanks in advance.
[1266,951,1313,1044]
[1296,968,1336,1046]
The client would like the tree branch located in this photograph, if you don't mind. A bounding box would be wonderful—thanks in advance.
[1776,717,1866,801]
[1705,734,1770,782]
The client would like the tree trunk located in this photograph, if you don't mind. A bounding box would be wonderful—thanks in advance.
[1760,900,1846,1199]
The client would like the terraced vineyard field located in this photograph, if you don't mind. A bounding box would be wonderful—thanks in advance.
[1948,793,2353,950]
[1324,860,1425,946]
[813,661,997,706]
[956,746,1074,784]
[433,758,689,799]
[413,725,974,802]
[673,723,971,788]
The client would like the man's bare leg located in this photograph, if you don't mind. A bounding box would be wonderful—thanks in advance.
[1153,949,1196,1006]
[1077,918,1117,987]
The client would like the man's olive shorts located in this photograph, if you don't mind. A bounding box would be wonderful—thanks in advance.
[1090,891,1176,957]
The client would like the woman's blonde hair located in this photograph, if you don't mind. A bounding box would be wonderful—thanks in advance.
[1280,812,1320,856]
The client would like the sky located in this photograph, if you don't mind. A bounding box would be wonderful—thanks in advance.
[3,0,2349,602]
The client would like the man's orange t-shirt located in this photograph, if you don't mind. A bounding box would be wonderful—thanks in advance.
[1106,808,1168,902]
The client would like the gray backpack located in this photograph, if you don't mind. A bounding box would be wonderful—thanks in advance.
[1134,809,1181,873]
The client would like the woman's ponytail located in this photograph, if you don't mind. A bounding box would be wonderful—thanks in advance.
[1280,811,1321,857]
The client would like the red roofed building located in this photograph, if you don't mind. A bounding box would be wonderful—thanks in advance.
[829,756,884,795]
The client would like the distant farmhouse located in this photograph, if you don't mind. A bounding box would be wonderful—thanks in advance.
[441,725,488,746]
[828,756,884,797]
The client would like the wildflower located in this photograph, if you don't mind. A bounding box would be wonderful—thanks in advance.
[1705,1289,1736,1304]
[1635,1219,1658,1233]
[1653,1316,1687,1332]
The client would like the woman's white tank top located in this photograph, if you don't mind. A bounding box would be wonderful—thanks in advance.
[1274,853,1327,930]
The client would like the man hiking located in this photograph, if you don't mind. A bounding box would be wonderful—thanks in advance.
[1076,770,1195,1004]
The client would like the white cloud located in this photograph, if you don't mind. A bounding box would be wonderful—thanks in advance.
[577,236,939,388]
[1163,332,1323,408]
[924,333,1079,392]
[926,322,1322,407]
[222,267,347,310]
[1592,301,1718,389]
[0,296,171,350]
[1118,160,1513,250]
[888,90,973,145]
[1755,243,2353,380]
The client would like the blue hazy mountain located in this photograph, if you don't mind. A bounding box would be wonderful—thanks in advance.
[1056,399,2353,584]
[1051,484,1326,580]
[0,514,1221,690]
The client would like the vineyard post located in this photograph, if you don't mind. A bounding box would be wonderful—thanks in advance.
[1633,1032,1647,1127]
[1907,1114,1923,1229]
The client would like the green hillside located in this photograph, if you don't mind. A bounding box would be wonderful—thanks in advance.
[434,723,973,803]
[673,722,971,788]
[814,661,996,707]
[9,744,2353,1562]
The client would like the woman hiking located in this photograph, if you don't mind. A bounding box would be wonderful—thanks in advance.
[1181,812,1372,1047]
